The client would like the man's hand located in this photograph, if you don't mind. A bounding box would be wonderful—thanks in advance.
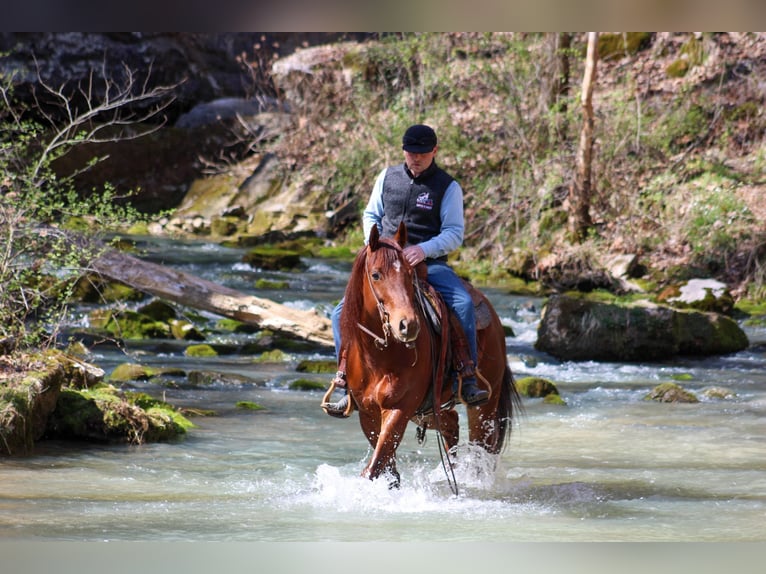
[403,245,426,267]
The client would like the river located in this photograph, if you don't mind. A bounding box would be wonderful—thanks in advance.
[1,236,765,545]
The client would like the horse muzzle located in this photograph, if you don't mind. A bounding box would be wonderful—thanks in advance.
[394,316,420,343]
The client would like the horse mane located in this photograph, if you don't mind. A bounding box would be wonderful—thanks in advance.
[339,237,403,344]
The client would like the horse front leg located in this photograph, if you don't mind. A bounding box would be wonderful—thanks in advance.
[361,408,408,488]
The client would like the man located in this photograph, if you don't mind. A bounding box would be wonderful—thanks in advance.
[323,123,488,417]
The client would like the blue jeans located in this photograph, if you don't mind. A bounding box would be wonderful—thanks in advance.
[330,260,477,369]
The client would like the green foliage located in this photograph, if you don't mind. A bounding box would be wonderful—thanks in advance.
[598,33,653,59]
[0,72,155,351]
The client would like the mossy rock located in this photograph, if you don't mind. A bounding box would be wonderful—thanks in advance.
[236,401,265,411]
[701,386,737,400]
[210,216,241,237]
[71,275,144,303]
[169,319,206,341]
[90,309,171,340]
[644,382,699,403]
[288,378,326,391]
[254,349,288,362]
[214,318,259,334]
[296,359,337,374]
[109,363,187,382]
[255,279,290,290]
[0,350,67,455]
[185,344,218,357]
[46,384,193,443]
[317,245,355,259]
[515,376,560,398]
[138,300,178,322]
[242,247,303,271]
[542,393,567,406]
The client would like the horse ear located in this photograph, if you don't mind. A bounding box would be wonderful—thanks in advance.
[394,221,407,248]
[368,224,380,250]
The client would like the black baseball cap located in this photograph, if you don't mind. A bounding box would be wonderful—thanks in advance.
[402,124,437,153]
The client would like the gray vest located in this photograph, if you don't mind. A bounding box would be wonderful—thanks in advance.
[380,162,453,257]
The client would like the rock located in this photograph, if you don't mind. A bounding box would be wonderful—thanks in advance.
[645,382,699,403]
[46,385,194,443]
[515,376,560,398]
[535,294,749,362]
[702,386,737,400]
[2,351,189,454]
[664,278,735,315]
[0,351,66,455]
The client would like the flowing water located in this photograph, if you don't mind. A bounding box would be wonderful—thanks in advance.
[1,237,765,542]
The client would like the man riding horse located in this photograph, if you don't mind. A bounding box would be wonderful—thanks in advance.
[323,123,488,417]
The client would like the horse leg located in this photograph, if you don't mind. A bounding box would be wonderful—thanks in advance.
[361,409,408,487]
[437,408,460,454]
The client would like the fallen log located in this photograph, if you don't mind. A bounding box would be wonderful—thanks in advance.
[92,249,334,348]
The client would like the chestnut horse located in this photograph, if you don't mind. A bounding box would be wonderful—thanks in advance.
[330,222,521,487]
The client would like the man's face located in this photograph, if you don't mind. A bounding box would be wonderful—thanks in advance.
[404,147,437,178]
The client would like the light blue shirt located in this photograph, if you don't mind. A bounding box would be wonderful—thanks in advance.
[362,166,465,260]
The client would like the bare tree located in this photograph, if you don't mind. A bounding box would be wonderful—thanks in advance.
[569,32,598,242]
[0,62,178,349]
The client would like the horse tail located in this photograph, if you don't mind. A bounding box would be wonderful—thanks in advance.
[495,363,524,453]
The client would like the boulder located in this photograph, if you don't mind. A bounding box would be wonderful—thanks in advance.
[535,294,748,362]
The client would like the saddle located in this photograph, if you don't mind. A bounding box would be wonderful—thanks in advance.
[412,265,493,419]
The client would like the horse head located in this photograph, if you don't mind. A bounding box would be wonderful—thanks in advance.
[364,222,420,344]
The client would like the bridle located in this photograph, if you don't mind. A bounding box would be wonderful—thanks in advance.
[357,244,418,352]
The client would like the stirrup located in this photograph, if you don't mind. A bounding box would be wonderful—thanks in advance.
[321,371,353,418]
[322,393,351,418]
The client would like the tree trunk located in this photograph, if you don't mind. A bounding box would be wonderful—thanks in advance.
[570,32,598,242]
[91,249,334,348]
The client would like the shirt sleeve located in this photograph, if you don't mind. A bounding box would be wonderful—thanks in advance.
[362,168,387,243]
[417,179,465,259]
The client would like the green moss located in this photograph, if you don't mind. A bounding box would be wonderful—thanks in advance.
[255,279,290,290]
[598,32,652,59]
[288,378,326,391]
[671,373,694,381]
[317,245,356,259]
[242,247,303,271]
[542,393,567,406]
[185,344,218,357]
[666,59,690,78]
[515,376,560,398]
[254,349,288,363]
[169,319,206,341]
[47,384,194,443]
[92,309,171,340]
[236,401,265,411]
[296,359,337,374]
[214,318,259,334]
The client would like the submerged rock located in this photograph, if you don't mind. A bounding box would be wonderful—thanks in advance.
[645,382,699,403]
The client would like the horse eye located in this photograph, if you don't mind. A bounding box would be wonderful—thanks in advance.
[371,271,382,281]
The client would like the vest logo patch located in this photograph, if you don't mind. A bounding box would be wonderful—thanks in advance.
[415,191,434,210]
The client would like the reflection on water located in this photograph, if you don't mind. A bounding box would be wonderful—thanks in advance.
[1,238,765,542]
